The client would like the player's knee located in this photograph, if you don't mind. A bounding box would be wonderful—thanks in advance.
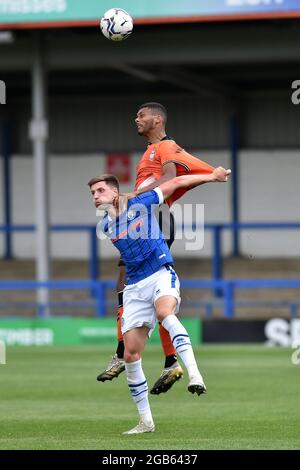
[124,348,140,363]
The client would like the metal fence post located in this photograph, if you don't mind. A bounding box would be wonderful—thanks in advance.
[213,225,223,297]
[95,281,105,317]
[230,112,240,257]
[290,303,298,318]
[224,281,234,318]
[2,125,13,259]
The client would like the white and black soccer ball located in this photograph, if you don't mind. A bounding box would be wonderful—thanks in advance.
[100,8,133,42]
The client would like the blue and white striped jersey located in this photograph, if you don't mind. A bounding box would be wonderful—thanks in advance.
[99,188,174,284]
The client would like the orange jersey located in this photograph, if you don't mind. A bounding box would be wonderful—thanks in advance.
[135,139,214,206]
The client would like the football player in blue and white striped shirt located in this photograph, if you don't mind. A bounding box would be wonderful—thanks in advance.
[89,167,230,434]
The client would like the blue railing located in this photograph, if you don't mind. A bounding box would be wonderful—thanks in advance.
[0,279,109,318]
[0,224,99,281]
[1,223,299,318]
[1,222,300,284]
[203,222,300,283]
[0,278,299,318]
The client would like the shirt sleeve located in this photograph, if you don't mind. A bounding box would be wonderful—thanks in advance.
[159,140,183,165]
[128,189,161,208]
[153,187,164,204]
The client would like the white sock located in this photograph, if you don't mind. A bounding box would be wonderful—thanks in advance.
[125,359,153,424]
[162,315,201,379]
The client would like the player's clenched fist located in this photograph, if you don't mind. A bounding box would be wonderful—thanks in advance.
[213,167,231,182]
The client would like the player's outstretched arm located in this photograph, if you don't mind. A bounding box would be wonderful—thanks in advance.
[135,162,176,195]
[158,167,231,201]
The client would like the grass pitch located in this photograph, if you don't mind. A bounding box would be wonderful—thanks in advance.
[0,345,299,450]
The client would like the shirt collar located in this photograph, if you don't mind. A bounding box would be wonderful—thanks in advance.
[147,135,172,146]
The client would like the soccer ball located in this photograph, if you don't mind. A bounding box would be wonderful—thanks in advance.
[100,8,133,42]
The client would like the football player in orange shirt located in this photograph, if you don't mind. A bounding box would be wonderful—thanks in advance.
[97,102,215,394]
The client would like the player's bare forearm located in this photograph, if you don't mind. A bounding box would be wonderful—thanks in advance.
[158,167,231,200]
[135,174,170,195]
[135,162,176,195]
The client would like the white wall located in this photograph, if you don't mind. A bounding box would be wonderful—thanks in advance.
[240,150,300,257]
[0,150,298,259]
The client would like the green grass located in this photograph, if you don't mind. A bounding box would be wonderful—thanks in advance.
[0,345,299,450]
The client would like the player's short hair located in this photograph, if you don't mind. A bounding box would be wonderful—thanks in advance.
[88,174,119,191]
[138,102,167,124]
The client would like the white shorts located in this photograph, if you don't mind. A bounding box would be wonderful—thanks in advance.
[122,265,181,336]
